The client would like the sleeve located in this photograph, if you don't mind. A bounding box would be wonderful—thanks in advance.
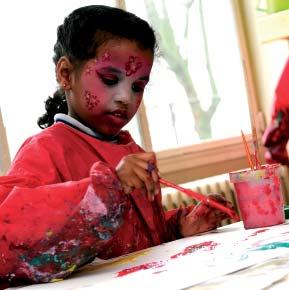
[165,208,183,240]
[0,140,127,283]
[262,58,289,166]
[262,109,289,165]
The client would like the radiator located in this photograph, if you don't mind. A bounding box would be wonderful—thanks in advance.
[162,166,289,226]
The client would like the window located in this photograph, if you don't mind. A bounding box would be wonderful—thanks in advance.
[0,0,261,184]
[123,0,257,184]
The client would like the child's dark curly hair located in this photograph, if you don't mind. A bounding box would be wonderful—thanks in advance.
[38,5,157,129]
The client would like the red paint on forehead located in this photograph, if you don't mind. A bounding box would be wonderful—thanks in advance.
[84,59,98,76]
[125,56,142,76]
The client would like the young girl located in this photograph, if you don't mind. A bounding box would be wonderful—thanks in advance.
[0,5,232,285]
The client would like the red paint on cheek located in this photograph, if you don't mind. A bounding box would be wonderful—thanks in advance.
[125,56,142,76]
[170,241,218,259]
[84,90,100,111]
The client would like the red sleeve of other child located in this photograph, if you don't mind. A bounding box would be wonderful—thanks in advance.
[263,58,289,165]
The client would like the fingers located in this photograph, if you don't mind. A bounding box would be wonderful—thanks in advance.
[133,165,155,201]
[122,184,133,195]
[115,152,159,201]
[180,201,230,236]
[206,193,235,217]
[186,202,210,219]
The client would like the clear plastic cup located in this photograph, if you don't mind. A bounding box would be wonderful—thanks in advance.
[229,164,285,229]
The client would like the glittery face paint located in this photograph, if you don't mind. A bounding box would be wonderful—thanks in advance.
[84,59,98,76]
[101,49,111,62]
[125,56,142,76]
[68,39,153,136]
[84,90,100,111]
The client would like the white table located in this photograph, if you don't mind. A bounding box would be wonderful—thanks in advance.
[9,221,289,290]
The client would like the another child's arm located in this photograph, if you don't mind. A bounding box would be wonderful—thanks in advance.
[262,57,289,166]
[263,108,289,166]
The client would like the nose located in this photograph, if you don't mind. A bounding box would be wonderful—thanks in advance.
[113,85,131,106]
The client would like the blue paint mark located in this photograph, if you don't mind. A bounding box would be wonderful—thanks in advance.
[96,231,111,240]
[253,242,289,251]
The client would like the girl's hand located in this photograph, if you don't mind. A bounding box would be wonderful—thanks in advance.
[115,152,159,201]
[179,193,233,237]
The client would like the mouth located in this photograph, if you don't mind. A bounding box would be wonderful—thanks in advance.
[109,109,128,120]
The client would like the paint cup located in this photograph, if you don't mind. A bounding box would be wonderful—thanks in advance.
[229,164,285,229]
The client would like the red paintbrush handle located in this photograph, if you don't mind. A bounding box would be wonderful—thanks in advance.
[159,178,240,222]
[159,178,206,202]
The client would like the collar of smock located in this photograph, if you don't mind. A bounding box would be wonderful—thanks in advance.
[54,113,119,142]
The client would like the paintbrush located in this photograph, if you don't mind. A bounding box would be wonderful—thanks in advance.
[159,178,240,222]
[252,127,262,169]
[241,130,254,170]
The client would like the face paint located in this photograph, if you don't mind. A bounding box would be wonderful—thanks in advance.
[125,56,142,76]
[84,59,99,76]
[101,50,111,62]
[68,39,153,136]
[84,90,100,111]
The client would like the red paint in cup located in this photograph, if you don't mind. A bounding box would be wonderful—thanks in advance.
[229,164,285,229]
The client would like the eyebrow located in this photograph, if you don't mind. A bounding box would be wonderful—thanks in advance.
[99,66,122,74]
[99,66,150,82]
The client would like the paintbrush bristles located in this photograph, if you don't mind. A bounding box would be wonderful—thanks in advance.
[241,130,254,170]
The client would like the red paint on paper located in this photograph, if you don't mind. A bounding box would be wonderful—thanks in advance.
[170,241,218,259]
[116,261,165,277]
[248,229,269,237]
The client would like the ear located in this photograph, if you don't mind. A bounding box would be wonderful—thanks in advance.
[56,56,73,90]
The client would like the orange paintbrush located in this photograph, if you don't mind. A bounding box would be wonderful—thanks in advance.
[241,130,254,170]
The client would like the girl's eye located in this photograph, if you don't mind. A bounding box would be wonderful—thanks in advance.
[132,82,146,93]
[97,73,119,86]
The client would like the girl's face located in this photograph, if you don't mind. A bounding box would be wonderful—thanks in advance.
[68,39,154,137]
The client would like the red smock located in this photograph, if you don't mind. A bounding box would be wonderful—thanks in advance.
[0,123,180,283]
[263,58,289,165]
